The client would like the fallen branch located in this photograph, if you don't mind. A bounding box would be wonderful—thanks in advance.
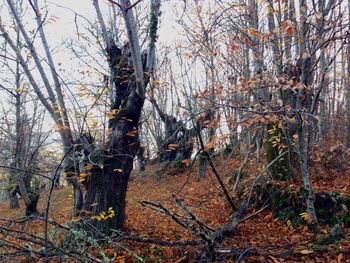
[111,232,203,247]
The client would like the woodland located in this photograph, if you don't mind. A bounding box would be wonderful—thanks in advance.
[0,0,350,262]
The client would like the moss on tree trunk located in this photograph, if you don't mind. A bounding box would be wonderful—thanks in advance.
[265,123,292,180]
[254,183,350,228]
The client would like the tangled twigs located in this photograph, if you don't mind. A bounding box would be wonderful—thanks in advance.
[0,215,70,230]
[172,195,215,232]
[0,220,102,262]
[140,194,252,261]
[140,196,213,242]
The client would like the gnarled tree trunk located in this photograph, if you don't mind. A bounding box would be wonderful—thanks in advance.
[79,0,161,234]
[150,97,194,166]
[81,44,147,233]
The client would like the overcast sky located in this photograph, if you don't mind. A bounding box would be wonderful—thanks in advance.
[0,0,186,144]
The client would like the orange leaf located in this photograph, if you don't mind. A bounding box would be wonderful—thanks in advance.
[80,172,88,178]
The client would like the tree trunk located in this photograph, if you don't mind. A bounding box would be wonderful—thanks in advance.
[25,190,39,216]
[266,124,292,180]
[345,0,350,147]
[295,0,318,224]
[150,97,194,166]
[136,143,146,172]
[9,187,20,209]
[266,1,292,179]
[81,42,147,233]
[198,153,207,180]
[78,0,161,234]
[83,83,144,232]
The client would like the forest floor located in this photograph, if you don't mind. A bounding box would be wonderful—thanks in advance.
[0,155,350,262]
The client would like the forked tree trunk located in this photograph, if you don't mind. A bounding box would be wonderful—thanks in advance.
[150,97,194,166]
[82,45,146,232]
[76,0,161,234]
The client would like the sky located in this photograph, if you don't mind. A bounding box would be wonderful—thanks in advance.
[40,0,180,47]
[0,0,182,93]
[0,0,185,146]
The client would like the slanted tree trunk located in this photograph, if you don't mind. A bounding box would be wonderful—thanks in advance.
[11,58,40,216]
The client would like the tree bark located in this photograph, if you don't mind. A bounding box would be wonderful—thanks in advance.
[82,44,146,231]
[345,0,350,147]
[81,0,161,234]
[9,187,20,209]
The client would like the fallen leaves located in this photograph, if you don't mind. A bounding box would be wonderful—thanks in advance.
[1,158,350,262]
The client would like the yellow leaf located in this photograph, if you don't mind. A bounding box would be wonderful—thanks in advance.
[151,79,161,86]
[72,216,82,222]
[114,168,123,173]
[106,109,120,120]
[80,172,88,178]
[300,211,312,224]
[298,249,314,255]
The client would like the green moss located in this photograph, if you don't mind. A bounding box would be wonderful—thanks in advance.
[330,191,340,198]
[255,185,350,228]
[314,224,345,245]
[258,184,304,227]
[173,156,182,166]
[265,124,292,180]
[342,212,350,227]
[161,162,169,170]
[339,196,350,206]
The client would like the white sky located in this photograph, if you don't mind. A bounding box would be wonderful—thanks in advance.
[0,0,185,146]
